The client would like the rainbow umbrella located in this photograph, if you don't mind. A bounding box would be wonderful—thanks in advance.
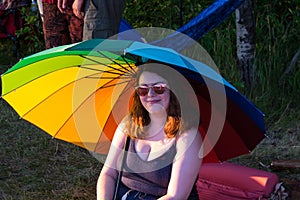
[0,39,265,163]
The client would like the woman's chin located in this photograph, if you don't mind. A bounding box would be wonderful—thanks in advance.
[146,105,166,115]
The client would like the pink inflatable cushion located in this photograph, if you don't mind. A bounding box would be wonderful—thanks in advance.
[197,162,279,199]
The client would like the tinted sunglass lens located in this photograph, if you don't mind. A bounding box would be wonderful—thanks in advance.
[153,86,166,94]
[136,87,149,96]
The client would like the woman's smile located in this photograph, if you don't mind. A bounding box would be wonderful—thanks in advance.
[146,98,161,104]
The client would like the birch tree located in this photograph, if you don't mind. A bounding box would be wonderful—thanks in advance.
[236,0,255,88]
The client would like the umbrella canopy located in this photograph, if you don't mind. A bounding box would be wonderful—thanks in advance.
[0,39,265,163]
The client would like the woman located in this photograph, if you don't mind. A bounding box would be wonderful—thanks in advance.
[97,62,202,200]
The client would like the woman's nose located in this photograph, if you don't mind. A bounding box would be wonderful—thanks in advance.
[147,87,156,96]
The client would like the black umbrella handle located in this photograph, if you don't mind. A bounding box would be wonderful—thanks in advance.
[113,135,130,200]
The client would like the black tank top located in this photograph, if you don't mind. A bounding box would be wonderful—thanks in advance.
[121,138,199,199]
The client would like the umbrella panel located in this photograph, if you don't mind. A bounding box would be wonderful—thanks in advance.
[192,82,265,163]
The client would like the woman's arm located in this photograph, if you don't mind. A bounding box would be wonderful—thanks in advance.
[96,123,128,200]
[158,128,202,200]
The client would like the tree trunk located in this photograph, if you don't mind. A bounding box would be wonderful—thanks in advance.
[235,0,255,88]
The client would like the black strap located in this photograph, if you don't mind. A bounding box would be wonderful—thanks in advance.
[113,135,130,200]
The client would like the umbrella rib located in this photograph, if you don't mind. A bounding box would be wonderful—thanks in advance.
[85,75,132,80]
[52,75,134,138]
[79,54,134,76]
[92,71,133,90]
[79,65,129,76]
[100,79,133,89]
[121,55,136,72]
[96,51,136,76]
[94,81,135,151]
[79,55,128,74]
[80,68,135,80]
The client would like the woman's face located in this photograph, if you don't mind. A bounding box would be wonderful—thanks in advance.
[137,71,170,114]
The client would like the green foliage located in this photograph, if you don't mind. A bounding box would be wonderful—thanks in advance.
[0,5,44,72]
[16,7,45,56]
[124,0,212,29]
[253,0,300,127]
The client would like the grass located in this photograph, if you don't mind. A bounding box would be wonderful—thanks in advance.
[0,100,101,199]
[1,0,300,198]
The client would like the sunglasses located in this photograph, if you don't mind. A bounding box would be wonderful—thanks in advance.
[135,83,168,96]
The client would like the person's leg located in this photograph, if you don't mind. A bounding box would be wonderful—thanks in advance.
[42,2,70,49]
[66,12,83,44]
[83,0,125,40]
